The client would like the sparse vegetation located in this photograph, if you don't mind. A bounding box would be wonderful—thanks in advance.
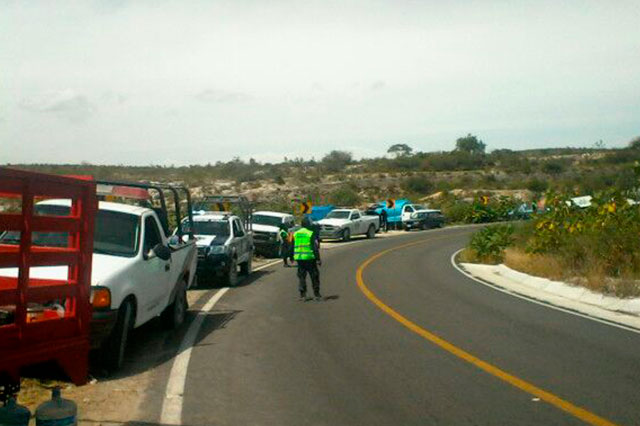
[462,161,640,296]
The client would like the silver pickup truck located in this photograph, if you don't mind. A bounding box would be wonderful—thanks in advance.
[317,209,380,241]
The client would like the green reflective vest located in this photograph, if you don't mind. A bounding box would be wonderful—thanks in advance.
[279,229,289,241]
[293,228,315,260]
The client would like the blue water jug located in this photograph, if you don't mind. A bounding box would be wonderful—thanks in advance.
[0,398,31,426]
[35,387,77,426]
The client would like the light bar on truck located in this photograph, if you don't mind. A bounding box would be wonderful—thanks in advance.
[96,184,149,200]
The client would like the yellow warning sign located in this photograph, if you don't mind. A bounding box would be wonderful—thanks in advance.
[300,201,312,215]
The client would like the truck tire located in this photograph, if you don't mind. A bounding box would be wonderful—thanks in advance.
[161,280,187,329]
[222,258,238,286]
[103,299,134,372]
[342,228,351,242]
[366,225,376,239]
[240,255,252,276]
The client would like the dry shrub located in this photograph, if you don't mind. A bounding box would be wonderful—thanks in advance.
[458,248,481,263]
[503,247,564,280]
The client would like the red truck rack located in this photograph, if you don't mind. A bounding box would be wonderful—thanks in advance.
[0,168,96,393]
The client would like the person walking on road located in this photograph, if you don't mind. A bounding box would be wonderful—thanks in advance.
[293,217,322,301]
[278,224,292,267]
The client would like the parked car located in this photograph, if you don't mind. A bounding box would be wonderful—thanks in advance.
[317,209,380,241]
[251,211,296,257]
[184,211,253,286]
[0,182,198,372]
[404,209,446,230]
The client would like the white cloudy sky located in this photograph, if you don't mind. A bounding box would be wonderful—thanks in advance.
[2,0,639,165]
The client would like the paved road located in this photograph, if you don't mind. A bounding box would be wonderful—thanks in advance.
[151,226,640,425]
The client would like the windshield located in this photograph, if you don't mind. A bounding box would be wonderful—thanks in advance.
[0,204,140,257]
[186,220,230,236]
[325,211,351,219]
[252,215,283,227]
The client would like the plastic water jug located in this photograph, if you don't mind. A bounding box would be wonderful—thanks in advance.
[0,398,31,426]
[35,387,76,426]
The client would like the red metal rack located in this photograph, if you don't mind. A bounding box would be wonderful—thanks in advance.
[0,168,96,388]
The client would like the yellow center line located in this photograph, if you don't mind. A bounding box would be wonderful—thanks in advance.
[356,235,621,426]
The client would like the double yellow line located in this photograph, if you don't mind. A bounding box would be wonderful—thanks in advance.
[356,236,620,426]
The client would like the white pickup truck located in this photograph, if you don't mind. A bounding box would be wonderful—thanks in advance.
[317,209,380,241]
[251,211,296,256]
[0,184,197,371]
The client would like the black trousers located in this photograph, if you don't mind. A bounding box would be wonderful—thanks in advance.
[297,260,320,296]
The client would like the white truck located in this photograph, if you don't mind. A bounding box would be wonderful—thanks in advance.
[251,211,296,257]
[317,209,380,241]
[0,181,198,371]
[400,204,433,227]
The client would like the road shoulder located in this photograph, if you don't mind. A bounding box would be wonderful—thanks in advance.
[455,254,640,332]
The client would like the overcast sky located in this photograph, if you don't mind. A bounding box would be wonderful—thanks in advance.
[2,0,639,165]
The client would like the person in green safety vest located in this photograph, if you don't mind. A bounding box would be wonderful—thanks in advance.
[293,216,322,301]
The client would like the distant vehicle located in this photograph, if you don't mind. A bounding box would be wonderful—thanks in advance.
[317,209,380,241]
[184,211,253,286]
[509,203,536,220]
[404,209,446,230]
[0,181,198,372]
[251,211,296,256]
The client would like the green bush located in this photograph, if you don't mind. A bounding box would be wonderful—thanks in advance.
[329,185,361,206]
[469,225,515,263]
[401,175,434,195]
[526,191,640,277]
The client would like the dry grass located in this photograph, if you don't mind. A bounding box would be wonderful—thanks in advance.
[503,247,565,280]
[503,247,640,298]
[458,248,501,265]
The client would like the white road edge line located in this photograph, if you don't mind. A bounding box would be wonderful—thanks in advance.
[450,248,640,336]
[159,258,281,425]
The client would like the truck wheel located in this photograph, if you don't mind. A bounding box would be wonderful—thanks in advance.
[366,225,376,239]
[421,222,428,230]
[161,280,187,329]
[240,256,252,276]
[342,228,351,242]
[222,258,238,286]
[103,299,134,372]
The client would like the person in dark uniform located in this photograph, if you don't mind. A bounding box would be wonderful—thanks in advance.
[380,209,388,233]
[293,216,322,301]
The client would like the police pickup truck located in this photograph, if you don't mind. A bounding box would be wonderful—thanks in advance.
[317,208,380,241]
[185,211,253,286]
[0,181,198,372]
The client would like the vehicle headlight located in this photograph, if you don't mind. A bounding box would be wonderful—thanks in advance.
[209,245,227,255]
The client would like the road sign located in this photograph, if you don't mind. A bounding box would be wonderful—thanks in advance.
[481,196,489,205]
[386,198,395,209]
[300,201,312,214]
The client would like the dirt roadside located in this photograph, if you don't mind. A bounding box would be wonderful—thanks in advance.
[15,257,278,425]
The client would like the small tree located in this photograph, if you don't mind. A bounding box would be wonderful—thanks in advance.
[321,150,353,173]
[455,134,486,155]
[629,136,640,150]
[387,143,413,157]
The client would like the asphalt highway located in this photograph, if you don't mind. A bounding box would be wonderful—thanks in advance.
[152,226,640,425]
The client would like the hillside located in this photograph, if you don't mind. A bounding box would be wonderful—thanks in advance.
[5,137,640,214]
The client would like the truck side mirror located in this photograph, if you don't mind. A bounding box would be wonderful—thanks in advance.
[151,243,172,261]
